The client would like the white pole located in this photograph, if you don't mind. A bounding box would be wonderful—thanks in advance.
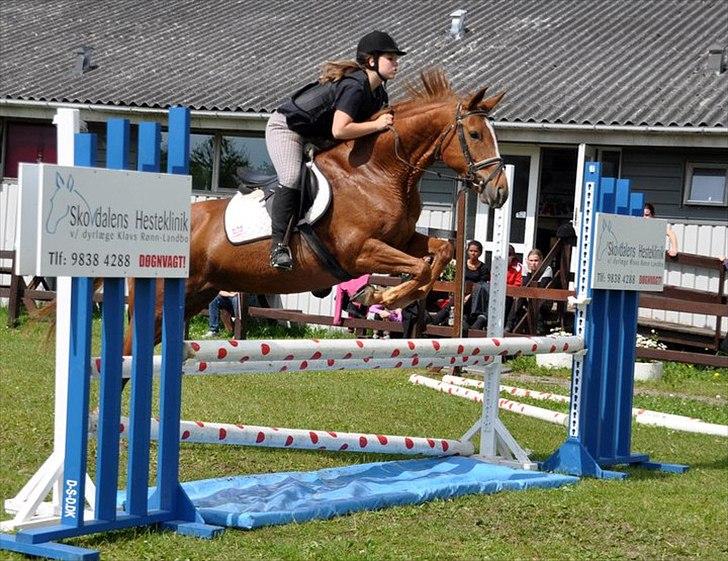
[102,415,476,457]
[1,108,96,531]
[479,165,514,457]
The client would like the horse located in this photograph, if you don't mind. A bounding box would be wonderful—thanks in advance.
[124,68,509,353]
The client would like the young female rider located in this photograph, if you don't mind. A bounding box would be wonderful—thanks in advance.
[265,30,406,270]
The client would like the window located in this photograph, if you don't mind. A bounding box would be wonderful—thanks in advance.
[176,132,272,192]
[596,149,621,178]
[188,133,215,190]
[684,163,728,206]
[219,135,273,189]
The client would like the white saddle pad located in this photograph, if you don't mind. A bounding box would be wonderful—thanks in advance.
[224,162,332,245]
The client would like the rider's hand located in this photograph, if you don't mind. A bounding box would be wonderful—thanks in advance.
[375,112,394,131]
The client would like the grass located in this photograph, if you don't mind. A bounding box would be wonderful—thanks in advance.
[1,309,727,560]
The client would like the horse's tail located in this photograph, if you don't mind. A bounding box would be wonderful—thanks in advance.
[39,278,105,343]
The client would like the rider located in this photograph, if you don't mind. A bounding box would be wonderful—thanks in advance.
[265,30,406,270]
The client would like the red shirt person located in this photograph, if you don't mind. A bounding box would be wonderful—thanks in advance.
[506,245,523,286]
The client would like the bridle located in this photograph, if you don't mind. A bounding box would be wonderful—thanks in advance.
[389,102,505,193]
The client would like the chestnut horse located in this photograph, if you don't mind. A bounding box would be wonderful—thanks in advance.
[125,69,508,353]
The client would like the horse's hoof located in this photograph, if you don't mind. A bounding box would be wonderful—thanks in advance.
[351,284,376,305]
[311,287,332,298]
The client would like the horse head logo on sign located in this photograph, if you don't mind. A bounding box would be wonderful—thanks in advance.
[44,172,90,234]
[596,214,618,261]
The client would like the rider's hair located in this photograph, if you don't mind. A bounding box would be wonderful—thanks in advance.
[527,248,543,260]
[319,60,365,83]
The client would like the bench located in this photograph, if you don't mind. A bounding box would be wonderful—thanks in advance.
[0,250,56,327]
[637,252,727,368]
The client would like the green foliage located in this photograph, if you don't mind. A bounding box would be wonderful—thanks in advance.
[439,260,456,281]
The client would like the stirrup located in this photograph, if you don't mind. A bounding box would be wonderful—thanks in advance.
[270,243,293,271]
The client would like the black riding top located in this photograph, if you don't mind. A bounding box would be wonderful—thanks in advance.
[279,70,388,140]
[465,261,489,284]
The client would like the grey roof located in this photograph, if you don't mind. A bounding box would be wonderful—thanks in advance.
[1,0,727,128]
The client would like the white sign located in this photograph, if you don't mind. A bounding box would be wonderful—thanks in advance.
[16,163,191,278]
[591,213,666,291]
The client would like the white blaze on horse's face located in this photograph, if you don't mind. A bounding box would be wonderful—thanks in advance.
[440,90,509,209]
[475,115,508,209]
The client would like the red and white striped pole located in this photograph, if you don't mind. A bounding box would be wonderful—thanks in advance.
[93,415,475,457]
[184,335,583,363]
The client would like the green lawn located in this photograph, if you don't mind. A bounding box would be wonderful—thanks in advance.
[1,310,727,560]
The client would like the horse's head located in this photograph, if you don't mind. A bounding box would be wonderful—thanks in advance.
[439,88,509,208]
[44,172,88,234]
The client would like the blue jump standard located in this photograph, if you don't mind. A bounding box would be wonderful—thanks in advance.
[541,163,688,479]
[0,107,224,561]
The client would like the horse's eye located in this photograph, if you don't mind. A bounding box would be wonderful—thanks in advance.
[469,130,481,140]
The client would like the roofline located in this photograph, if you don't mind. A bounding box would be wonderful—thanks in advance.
[1,99,727,146]
[494,121,728,148]
[494,121,726,136]
[0,99,271,131]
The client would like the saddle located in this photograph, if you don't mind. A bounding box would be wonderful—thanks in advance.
[234,159,319,220]
[228,158,352,284]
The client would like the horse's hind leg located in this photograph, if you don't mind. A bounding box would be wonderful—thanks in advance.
[354,236,450,310]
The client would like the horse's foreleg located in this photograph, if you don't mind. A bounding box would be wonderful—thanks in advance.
[354,239,436,310]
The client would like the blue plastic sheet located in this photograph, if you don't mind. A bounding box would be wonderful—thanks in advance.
[161,457,578,529]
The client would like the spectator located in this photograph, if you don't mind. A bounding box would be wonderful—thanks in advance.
[432,240,489,327]
[506,248,553,333]
[367,304,402,339]
[506,244,523,287]
[644,202,679,257]
[205,291,239,337]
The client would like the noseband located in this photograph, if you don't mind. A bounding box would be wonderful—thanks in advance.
[389,103,505,194]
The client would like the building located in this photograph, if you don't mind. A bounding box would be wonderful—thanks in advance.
[1,0,727,326]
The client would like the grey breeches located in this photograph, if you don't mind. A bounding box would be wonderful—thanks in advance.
[265,111,304,190]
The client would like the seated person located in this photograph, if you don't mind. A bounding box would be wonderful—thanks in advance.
[468,244,523,332]
[506,244,523,287]
[367,304,402,339]
[333,275,370,325]
[644,202,679,257]
[205,291,239,337]
[506,248,553,333]
[432,240,490,326]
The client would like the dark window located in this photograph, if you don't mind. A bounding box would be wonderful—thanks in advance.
[598,149,621,178]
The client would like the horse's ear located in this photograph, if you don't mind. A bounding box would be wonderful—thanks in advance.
[465,87,489,111]
[479,91,506,113]
[55,172,65,189]
[67,175,74,191]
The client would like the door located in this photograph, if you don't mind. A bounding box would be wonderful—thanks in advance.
[473,144,540,258]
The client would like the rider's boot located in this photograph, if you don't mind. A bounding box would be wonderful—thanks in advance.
[270,185,300,271]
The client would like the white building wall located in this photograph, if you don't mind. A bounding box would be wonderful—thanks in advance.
[638,221,728,330]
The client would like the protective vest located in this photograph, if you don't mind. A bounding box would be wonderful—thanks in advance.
[279,70,386,139]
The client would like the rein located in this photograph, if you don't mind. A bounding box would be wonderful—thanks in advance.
[388,103,505,193]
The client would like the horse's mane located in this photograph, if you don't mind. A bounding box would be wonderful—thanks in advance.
[393,68,457,115]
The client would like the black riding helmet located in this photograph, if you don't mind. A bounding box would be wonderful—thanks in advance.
[357,30,407,57]
[356,31,406,82]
